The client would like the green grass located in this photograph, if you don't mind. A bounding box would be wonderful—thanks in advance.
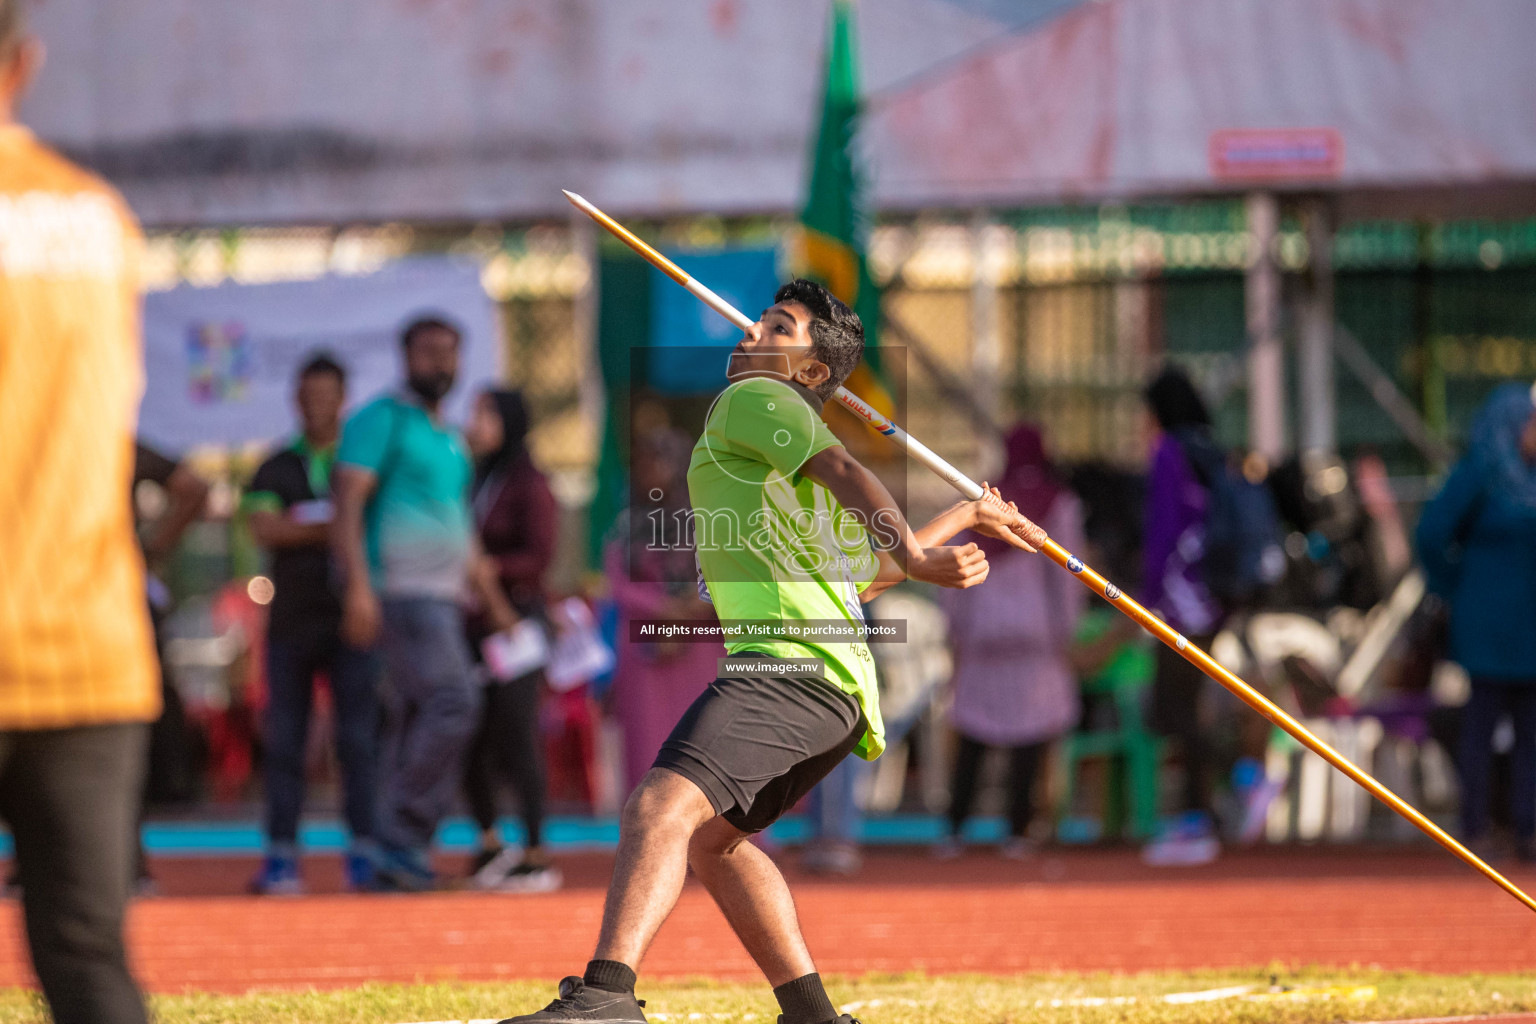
[0,969,1530,1023]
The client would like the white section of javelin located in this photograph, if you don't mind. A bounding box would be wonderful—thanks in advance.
[685,278,753,331]
[891,426,984,501]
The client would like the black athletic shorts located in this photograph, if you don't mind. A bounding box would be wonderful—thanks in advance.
[652,657,866,834]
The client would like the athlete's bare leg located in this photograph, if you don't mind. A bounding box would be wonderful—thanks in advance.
[686,816,817,986]
[592,768,717,967]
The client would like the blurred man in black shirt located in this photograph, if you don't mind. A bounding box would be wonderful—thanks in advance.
[242,354,382,893]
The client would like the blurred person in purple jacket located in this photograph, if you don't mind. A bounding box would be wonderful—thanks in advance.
[1139,366,1225,866]
[934,424,1086,860]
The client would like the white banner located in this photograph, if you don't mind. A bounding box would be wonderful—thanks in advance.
[138,258,500,453]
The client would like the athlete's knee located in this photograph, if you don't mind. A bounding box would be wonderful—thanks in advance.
[622,767,715,836]
[687,816,748,868]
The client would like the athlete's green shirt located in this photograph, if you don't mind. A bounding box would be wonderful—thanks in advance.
[686,376,885,759]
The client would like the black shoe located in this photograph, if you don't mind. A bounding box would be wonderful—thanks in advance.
[499,976,648,1023]
[776,1016,861,1024]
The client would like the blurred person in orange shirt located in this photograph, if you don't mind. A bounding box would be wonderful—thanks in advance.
[0,2,157,1020]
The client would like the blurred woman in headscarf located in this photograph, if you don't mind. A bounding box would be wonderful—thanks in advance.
[935,423,1086,860]
[461,388,561,891]
[1418,382,1536,862]
[603,427,721,796]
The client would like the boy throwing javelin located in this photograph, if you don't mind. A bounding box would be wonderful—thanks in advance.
[501,280,1040,1024]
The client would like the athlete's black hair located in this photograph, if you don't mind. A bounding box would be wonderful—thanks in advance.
[773,278,864,402]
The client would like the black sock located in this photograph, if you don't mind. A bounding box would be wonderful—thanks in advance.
[583,959,636,995]
[773,973,837,1024]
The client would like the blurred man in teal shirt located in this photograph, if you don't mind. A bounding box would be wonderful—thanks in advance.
[332,317,516,890]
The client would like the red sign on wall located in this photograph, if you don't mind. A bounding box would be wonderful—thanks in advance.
[1209,128,1343,181]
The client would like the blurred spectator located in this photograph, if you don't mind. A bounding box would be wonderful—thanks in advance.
[203,578,265,804]
[1353,451,1413,587]
[331,317,518,890]
[1063,592,1153,842]
[1417,382,1536,862]
[1139,366,1225,866]
[540,598,615,807]
[802,589,950,875]
[134,441,210,811]
[461,388,562,892]
[603,428,718,796]
[132,438,210,897]
[934,425,1086,860]
[0,5,156,1017]
[244,354,382,894]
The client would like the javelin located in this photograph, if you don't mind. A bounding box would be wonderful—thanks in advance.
[564,188,1536,915]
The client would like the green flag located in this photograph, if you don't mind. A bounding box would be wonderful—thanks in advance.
[799,0,882,367]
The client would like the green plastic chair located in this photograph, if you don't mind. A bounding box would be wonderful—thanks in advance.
[1055,610,1163,843]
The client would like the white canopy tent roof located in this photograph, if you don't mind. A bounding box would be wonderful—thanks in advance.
[856,0,1536,460]
[20,0,1022,226]
[865,0,1536,220]
[22,0,1536,227]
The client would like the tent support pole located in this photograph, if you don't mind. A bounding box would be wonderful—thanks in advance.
[1299,197,1337,456]
[1246,191,1287,462]
[970,208,1003,423]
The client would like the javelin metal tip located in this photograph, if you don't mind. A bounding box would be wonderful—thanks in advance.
[562,189,585,205]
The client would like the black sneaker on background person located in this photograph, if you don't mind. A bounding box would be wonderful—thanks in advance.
[498,976,647,1023]
[778,1017,862,1024]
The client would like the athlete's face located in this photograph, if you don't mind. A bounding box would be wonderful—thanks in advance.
[725,302,830,393]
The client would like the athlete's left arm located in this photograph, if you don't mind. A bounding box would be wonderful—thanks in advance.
[804,446,987,594]
[915,487,1037,548]
[860,486,1038,601]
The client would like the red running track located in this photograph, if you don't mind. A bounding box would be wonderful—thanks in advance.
[0,847,1531,992]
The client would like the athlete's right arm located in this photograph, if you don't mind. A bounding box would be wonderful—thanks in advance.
[331,464,380,647]
[802,445,988,590]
